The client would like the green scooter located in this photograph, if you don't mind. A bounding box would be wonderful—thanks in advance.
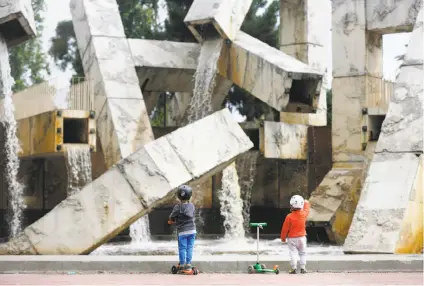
[247,222,280,274]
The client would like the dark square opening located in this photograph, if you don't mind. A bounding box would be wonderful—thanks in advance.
[368,115,386,141]
[193,22,220,41]
[63,118,88,144]
[287,78,319,113]
[243,128,260,150]
[0,19,26,45]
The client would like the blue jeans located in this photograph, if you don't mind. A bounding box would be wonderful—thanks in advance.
[178,233,196,265]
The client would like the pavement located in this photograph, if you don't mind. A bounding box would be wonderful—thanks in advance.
[0,254,422,274]
[0,273,423,285]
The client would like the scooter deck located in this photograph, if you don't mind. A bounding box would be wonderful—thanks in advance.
[171,265,199,275]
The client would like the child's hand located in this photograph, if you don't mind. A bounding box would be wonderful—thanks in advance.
[168,219,175,225]
[281,239,286,243]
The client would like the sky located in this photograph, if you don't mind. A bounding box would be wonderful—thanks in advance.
[42,0,410,82]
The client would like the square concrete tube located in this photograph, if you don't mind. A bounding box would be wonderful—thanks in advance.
[259,121,308,160]
[16,110,96,159]
[130,32,323,113]
[4,109,253,255]
[183,0,253,42]
[0,0,36,47]
[366,0,420,33]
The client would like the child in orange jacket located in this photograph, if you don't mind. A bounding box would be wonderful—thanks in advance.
[280,195,310,274]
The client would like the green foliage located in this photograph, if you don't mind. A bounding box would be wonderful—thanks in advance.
[49,0,163,77]
[9,0,50,92]
[163,0,196,42]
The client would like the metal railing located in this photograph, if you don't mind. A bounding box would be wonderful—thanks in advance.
[12,77,94,119]
[367,79,394,113]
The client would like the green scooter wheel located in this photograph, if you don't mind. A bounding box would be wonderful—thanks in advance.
[275,268,280,275]
[260,264,266,269]
[247,265,255,274]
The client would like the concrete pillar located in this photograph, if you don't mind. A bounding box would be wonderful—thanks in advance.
[332,0,383,162]
[279,0,329,126]
[70,0,154,168]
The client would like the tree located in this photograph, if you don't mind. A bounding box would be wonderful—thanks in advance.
[49,0,162,78]
[9,0,50,92]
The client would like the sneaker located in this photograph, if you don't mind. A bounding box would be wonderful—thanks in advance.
[177,264,184,270]
[300,268,307,274]
[184,264,192,270]
[289,269,297,274]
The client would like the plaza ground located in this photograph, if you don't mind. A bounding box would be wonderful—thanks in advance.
[0,273,423,285]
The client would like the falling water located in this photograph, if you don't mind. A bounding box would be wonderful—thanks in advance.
[130,216,151,244]
[64,145,92,196]
[185,37,224,124]
[218,162,245,239]
[0,36,25,238]
[237,152,259,232]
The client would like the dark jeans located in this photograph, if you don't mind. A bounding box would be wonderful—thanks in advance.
[178,233,196,265]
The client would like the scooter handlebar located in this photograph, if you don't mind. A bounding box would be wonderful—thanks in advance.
[250,222,267,227]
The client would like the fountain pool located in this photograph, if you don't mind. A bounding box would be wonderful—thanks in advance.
[91,238,343,256]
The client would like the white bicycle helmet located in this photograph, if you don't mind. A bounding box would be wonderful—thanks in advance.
[290,195,305,209]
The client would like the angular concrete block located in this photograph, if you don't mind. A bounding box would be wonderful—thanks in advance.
[97,98,152,168]
[395,155,423,254]
[332,77,367,162]
[308,165,363,244]
[0,0,36,47]
[376,65,423,153]
[130,39,200,93]
[332,0,383,78]
[117,137,192,206]
[279,0,329,47]
[403,8,423,66]
[344,153,421,253]
[70,0,126,56]
[218,32,322,112]
[184,0,253,42]
[5,108,252,255]
[167,109,253,178]
[366,0,421,33]
[260,121,308,160]
[71,0,154,169]
[25,167,145,254]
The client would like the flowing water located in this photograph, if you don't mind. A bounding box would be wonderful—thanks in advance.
[0,36,25,238]
[64,145,92,196]
[236,152,259,232]
[130,216,151,244]
[218,162,245,239]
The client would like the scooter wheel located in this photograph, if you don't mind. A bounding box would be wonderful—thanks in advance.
[275,268,280,275]
[248,265,254,274]
[192,267,199,275]
[260,264,266,269]
[171,266,178,274]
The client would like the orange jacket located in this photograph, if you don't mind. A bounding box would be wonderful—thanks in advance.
[280,200,310,241]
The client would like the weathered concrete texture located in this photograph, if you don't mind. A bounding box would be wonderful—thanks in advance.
[344,153,421,253]
[279,0,329,72]
[308,165,363,244]
[332,0,383,78]
[17,110,96,159]
[130,32,323,113]
[0,254,422,273]
[166,93,192,127]
[0,0,36,47]
[332,77,370,162]
[130,39,200,93]
[218,31,323,112]
[375,11,423,154]
[260,121,308,160]
[70,0,154,168]
[366,0,422,33]
[1,109,253,255]
[403,8,423,66]
[184,0,253,42]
